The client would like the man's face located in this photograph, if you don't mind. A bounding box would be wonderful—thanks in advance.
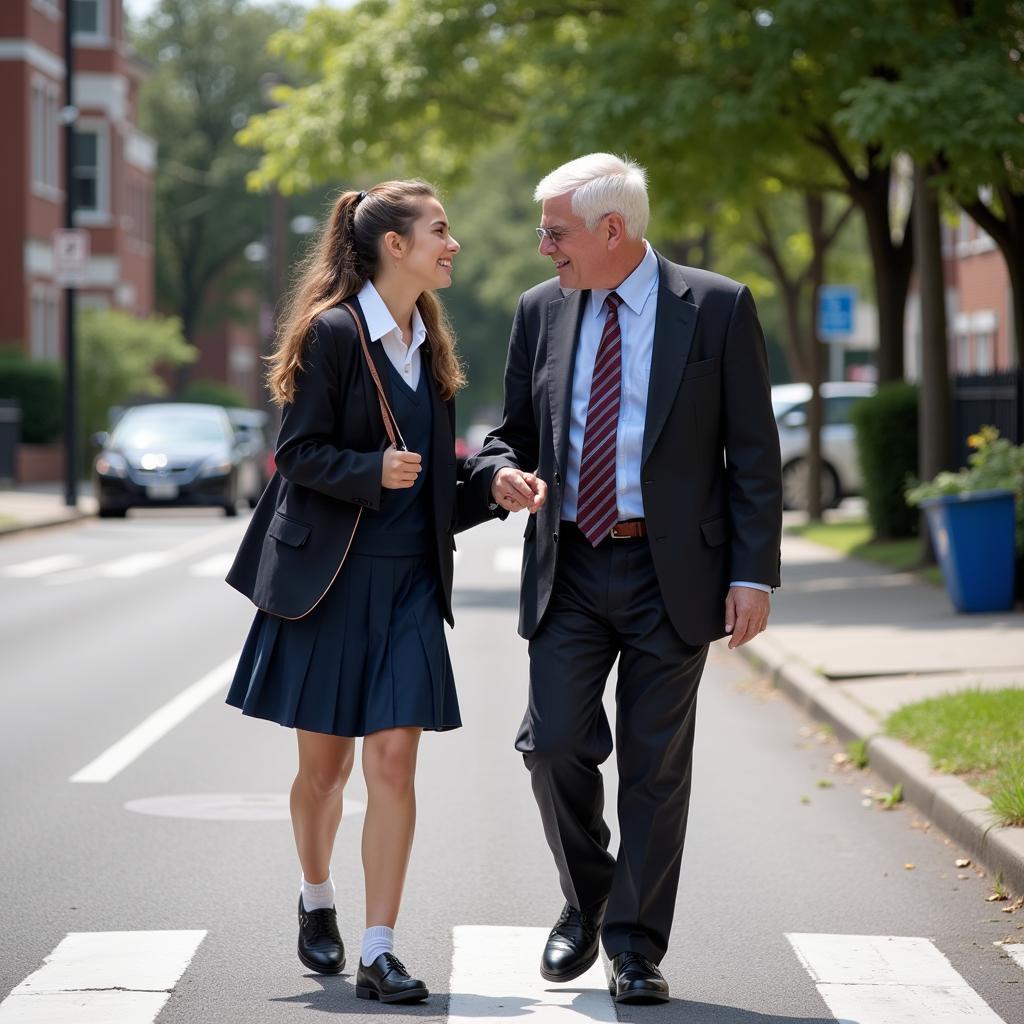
[537,192,610,290]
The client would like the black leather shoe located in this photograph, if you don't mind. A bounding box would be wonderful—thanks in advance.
[297,896,345,975]
[355,952,429,1003]
[540,900,606,982]
[608,952,670,1004]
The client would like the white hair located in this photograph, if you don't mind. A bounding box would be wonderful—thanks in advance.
[534,153,649,239]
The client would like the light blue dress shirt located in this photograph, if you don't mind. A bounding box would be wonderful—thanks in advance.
[562,243,769,594]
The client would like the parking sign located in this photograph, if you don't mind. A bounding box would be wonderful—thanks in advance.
[818,285,857,339]
[53,229,90,287]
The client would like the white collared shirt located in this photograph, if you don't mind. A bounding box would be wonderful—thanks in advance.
[563,241,659,521]
[356,278,427,388]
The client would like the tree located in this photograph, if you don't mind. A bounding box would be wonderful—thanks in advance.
[838,1,1024,365]
[77,309,194,459]
[133,0,301,388]
[238,0,928,383]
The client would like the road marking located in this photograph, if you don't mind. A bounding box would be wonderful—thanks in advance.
[448,926,614,1023]
[1,555,84,578]
[48,523,243,585]
[188,552,234,578]
[493,546,522,574]
[787,932,1007,1023]
[1006,943,1024,972]
[124,793,366,821]
[0,930,205,1023]
[71,653,239,784]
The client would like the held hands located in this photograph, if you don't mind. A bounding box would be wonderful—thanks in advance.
[381,445,422,489]
[724,586,771,650]
[492,467,548,514]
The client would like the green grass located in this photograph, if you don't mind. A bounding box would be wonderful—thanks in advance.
[0,515,20,533]
[789,519,943,585]
[886,689,1024,827]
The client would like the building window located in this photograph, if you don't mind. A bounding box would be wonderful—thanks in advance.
[957,332,971,374]
[31,78,60,192]
[31,287,60,362]
[975,331,993,374]
[72,130,99,212]
[71,0,102,36]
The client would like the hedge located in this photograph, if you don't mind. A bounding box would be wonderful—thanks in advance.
[0,348,63,444]
[851,382,919,539]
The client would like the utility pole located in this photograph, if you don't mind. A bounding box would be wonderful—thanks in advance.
[61,0,78,507]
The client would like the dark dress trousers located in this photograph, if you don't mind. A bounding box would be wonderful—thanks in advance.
[226,301,493,624]
[467,252,782,963]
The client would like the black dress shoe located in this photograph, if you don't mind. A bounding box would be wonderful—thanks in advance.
[297,896,345,975]
[540,900,606,982]
[355,952,429,1003]
[608,951,670,1004]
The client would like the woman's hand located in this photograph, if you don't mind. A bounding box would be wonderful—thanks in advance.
[381,445,422,489]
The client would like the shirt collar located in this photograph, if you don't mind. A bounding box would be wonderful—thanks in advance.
[588,241,659,319]
[356,279,427,349]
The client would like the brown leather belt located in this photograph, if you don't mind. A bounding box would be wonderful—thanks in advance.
[609,518,646,539]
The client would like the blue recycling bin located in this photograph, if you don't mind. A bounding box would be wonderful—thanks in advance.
[920,489,1017,613]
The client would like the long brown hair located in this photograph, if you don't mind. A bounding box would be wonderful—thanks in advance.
[267,180,466,405]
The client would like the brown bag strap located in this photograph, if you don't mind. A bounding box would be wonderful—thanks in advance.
[340,302,407,451]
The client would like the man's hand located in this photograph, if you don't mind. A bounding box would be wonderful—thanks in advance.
[724,586,770,649]
[382,445,422,489]
[492,467,547,514]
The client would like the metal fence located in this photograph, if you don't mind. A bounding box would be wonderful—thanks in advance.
[951,370,1023,467]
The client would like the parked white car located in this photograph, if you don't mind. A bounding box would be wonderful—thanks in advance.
[772,382,877,509]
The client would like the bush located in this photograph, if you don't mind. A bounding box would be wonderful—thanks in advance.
[182,378,248,408]
[78,309,195,461]
[851,382,919,539]
[0,348,63,444]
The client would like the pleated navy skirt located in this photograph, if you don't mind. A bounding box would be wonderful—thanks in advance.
[225,552,461,737]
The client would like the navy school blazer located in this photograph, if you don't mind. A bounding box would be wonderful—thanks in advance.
[226,300,495,623]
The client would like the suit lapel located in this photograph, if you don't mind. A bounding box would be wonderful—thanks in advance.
[642,255,698,466]
[546,289,586,476]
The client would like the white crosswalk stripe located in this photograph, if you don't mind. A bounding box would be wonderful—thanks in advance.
[448,926,614,1023]
[0,930,206,1023]
[188,552,235,578]
[787,932,1009,1023]
[1,555,83,578]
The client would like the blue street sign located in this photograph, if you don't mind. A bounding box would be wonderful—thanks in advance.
[818,285,857,339]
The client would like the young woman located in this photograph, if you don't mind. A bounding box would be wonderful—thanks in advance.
[225,180,494,1003]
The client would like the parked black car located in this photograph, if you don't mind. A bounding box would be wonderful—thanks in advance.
[93,403,262,518]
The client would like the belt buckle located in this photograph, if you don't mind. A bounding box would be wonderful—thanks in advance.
[609,522,630,540]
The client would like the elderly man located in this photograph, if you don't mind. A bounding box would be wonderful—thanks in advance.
[471,153,782,1003]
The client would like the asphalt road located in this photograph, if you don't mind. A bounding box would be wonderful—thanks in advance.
[1,509,1022,1023]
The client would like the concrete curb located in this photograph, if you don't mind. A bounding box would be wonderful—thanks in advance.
[741,635,1024,897]
[0,510,92,538]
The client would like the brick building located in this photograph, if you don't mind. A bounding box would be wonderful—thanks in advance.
[0,0,155,361]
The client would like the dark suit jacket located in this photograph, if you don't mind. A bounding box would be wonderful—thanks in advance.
[226,300,494,623]
[467,251,782,645]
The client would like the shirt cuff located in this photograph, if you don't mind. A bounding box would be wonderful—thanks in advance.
[730,581,772,593]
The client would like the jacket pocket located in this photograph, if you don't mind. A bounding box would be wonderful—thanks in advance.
[682,356,720,381]
[268,511,312,548]
[700,514,728,547]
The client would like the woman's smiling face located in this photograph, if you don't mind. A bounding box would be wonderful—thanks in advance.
[396,196,460,290]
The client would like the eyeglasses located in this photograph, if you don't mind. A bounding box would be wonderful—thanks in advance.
[536,226,570,244]
[536,213,611,246]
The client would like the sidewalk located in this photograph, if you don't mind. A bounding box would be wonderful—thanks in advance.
[0,483,96,536]
[743,530,1024,894]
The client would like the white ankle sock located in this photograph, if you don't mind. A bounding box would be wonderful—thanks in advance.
[361,925,394,966]
[300,875,335,912]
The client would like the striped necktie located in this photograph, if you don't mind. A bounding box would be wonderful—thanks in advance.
[576,292,623,546]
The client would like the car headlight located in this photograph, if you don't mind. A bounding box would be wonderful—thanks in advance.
[95,453,128,478]
[199,457,233,478]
